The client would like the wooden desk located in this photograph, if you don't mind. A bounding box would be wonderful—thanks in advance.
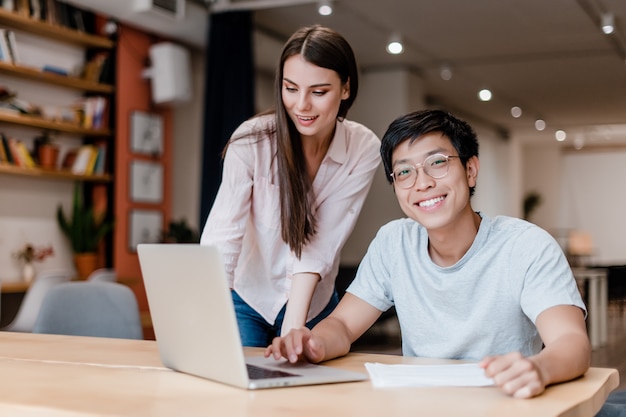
[0,332,618,417]
[573,267,609,349]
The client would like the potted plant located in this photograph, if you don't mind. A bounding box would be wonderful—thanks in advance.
[160,218,199,243]
[522,191,543,221]
[56,183,114,279]
[34,131,59,170]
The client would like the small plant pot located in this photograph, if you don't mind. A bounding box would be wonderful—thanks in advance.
[38,144,60,170]
[73,252,98,280]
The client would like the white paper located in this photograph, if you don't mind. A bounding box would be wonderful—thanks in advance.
[365,362,494,388]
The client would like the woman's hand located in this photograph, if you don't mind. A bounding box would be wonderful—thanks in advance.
[264,327,326,364]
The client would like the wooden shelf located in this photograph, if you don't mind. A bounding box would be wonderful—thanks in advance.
[0,61,114,94]
[0,112,111,137]
[0,9,113,49]
[0,281,29,293]
[0,163,112,182]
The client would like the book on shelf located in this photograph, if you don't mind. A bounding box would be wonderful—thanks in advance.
[42,65,70,77]
[92,143,107,175]
[4,29,21,65]
[0,29,11,63]
[28,0,40,19]
[15,0,29,17]
[82,53,108,83]
[0,133,14,164]
[44,0,56,24]
[6,137,22,167]
[6,137,35,168]
[1,0,15,12]
[15,140,35,168]
[71,144,106,175]
[0,133,8,163]
[78,96,107,129]
[70,145,92,174]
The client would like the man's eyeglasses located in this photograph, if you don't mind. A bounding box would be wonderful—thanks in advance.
[390,154,460,189]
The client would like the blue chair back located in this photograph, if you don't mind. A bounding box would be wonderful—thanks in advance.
[33,281,143,340]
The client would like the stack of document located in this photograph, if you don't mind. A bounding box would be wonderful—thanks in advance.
[365,362,495,388]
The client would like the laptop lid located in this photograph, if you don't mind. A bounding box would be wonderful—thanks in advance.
[137,243,367,389]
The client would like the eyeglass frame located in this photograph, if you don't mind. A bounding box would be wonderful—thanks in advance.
[390,153,461,189]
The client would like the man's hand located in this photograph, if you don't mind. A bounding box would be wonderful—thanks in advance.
[264,327,326,364]
[479,352,545,398]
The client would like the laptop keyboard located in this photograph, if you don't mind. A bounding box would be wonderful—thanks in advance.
[246,363,301,380]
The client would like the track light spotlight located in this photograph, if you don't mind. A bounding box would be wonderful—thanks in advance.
[386,33,404,55]
[602,13,615,34]
[440,64,453,81]
[478,88,492,101]
[317,1,333,16]
[535,119,546,131]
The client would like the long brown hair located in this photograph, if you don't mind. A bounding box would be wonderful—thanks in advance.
[275,25,358,258]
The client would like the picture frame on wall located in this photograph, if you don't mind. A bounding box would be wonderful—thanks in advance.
[128,209,163,252]
[129,160,163,203]
[130,111,164,156]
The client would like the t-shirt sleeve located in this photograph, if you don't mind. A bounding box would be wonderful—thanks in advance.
[514,226,587,322]
[346,224,396,313]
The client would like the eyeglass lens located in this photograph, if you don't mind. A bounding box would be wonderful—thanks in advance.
[392,154,452,189]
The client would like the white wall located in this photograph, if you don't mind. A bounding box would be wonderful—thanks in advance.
[0,36,87,281]
[170,51,205,233]
[170,30,527,267]
[559,149,626,264]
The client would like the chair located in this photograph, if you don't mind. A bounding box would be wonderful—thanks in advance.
[1,270,73,333]
[32,281,143,340]
[87,268,117,282]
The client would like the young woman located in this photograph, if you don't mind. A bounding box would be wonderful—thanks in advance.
[200,25,380,347]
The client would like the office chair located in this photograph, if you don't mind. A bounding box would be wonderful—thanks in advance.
[32,281,143,340]
[87,268,117,282]
[1,269,73,333]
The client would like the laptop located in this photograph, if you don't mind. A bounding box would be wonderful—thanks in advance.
[137,243,368,389]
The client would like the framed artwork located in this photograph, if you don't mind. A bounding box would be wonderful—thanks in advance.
[130,111,163,156]
[129,160,163,203]
[128,209,163,252]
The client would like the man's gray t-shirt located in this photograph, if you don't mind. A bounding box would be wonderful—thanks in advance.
[347,213,586,360]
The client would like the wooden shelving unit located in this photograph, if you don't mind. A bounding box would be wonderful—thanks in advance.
[0,9,114,49]
[0,112,111,136]
[0,61,114,94]
[0,163,112,182]
[0,10,115,183]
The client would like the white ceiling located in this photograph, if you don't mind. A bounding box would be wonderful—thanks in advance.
[252,0,626,148]
[66,0,626,148]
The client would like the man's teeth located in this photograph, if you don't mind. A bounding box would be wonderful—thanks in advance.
[419,196,445,207]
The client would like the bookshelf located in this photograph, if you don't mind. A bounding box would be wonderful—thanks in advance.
[0,8,113,48]
[0,4,117,282]
[0,5,114,181]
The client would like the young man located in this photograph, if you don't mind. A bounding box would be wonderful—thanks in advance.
[265,109,591,399]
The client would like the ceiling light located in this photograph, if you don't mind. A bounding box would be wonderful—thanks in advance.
[573,135,585,150]
[386,34,404,55]
[511,106,522,118]
[602,13,615,34]
[478,89,492,101]
[535,119,546,131]
[317,1,332,16]
[440,64,453,81]
[555,130,567,141]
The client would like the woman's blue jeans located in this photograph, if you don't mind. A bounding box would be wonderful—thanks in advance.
[231,290,339,347]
